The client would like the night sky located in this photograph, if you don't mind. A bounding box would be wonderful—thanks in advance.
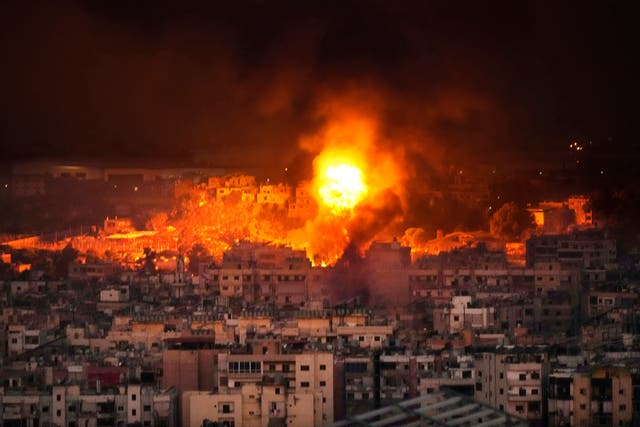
[0,1,637,172]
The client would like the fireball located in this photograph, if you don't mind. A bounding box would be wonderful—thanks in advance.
[317,162,367,212]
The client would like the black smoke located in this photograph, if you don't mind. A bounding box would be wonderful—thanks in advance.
[1,0,636,175]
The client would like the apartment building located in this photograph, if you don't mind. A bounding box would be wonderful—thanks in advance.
[181,351,333,426]
[432,295,496,334]
[0,384,177,427]
[548,366,633,427]
[475,351,547,424]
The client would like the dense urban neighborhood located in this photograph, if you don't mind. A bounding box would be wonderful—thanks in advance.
[2,163,639,427]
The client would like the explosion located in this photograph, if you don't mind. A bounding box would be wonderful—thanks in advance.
[291,103,407,264]
[94,101,409,268]
[316,163,367,213]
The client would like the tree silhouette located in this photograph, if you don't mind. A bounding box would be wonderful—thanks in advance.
[489,202,535,241]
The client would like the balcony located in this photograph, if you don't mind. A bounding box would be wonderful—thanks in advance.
[507,392,541,402]
[507,378,541,387]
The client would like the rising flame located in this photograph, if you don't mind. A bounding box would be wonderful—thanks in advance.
[317,163,367,213]
[45,105,408,268]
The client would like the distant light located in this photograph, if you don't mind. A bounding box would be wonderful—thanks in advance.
[600,170,604,175]
[488,206,492,210]
[284,168,288,172]
[539,171,543,176]
[3,184,7,188]
[113,185,118,189]
[134,186,138,192]
[459,170,463,174]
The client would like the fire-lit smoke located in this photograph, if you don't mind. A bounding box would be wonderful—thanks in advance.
[287,96,408,264]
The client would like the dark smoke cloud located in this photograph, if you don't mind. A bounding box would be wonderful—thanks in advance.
[348,189,405,249]
[0,0,636,174]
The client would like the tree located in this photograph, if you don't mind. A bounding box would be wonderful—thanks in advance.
[489,202,535,241]
[54,244,79,279]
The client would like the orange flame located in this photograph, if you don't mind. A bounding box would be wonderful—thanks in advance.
[316,162,367,213]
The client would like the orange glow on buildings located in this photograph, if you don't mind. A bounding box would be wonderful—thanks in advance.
[4,108,411,269]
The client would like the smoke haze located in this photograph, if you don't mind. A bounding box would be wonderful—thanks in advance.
[1,0,636,174]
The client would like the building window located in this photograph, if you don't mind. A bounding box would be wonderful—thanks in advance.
[131,394,137,401]
[499,388,504,395]
[300,365,310,371]
[220,403,234,414]
[374,336,381,341]
[320,381,326,387]
[580,388,587,396]
[228,361,262,373]
[532,389,539,395]
[499,373,503,379]
[132,409,137,416]
[56,394,62,401]
[580,404,586,410]
[519,388,526,396]
[301,381,310,388]
[515,405,524,412]
[320,364,326,371]
[56,410,61,417]
[531,372,540,379]
[143,405,151,412]
[519,373,526,381]
[275,388,281,395]
[619,389,624,395]
[118,406,124,411]
[620,404,626,411]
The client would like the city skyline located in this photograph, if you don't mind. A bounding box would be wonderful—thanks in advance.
[2,3,640,427]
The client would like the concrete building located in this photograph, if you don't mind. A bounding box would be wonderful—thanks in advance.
[526,231,617,270]
[211,351,334,425]
[0,384,177,427]
[548,366,633,427]
[257,183,291,206]
[432,295,496,334]
[475,351,547,424]
[288,183,317,219]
